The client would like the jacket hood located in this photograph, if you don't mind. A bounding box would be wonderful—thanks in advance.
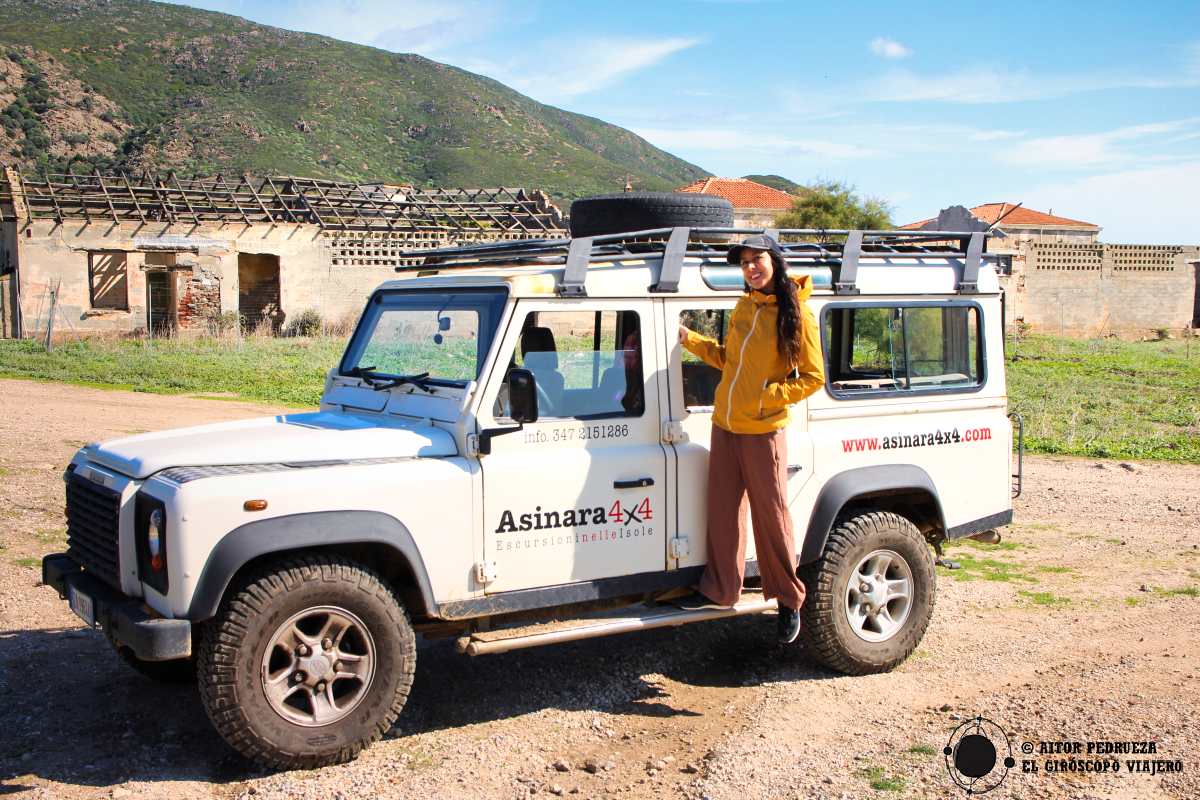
[83,411,457,479]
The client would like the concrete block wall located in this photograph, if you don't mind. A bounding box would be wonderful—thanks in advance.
[1019,242,1199,337]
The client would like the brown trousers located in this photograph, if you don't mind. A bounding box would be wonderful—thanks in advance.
[697,425,806,610]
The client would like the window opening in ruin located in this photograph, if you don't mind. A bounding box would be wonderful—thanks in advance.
[88,251,129,310]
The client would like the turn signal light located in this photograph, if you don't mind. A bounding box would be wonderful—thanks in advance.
[244,499,268,512]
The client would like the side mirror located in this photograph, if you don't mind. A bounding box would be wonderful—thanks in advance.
[508,368,539,423]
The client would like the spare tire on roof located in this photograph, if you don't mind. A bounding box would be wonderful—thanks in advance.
[568,192,734,238]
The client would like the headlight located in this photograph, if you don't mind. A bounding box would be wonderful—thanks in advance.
[148,509,164,572]
[135,493,169,594]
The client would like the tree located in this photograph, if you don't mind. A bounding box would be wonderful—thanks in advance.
[774,180,893,230]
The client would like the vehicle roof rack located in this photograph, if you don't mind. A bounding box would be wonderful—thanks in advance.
[394,226,993,296]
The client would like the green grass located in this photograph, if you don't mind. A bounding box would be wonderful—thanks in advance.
[1018,590,1071,607]
[1156,586,1200,598]
[860,765,906,792]
[1008,335,1200,462]
[11,557,40,569]
[907,744,938,757]
[1125,597,1142,607]
[959,537,1022,552]
[0,336,345,407]
[1035,565,1074,574]
[939,549,1037,583]
[1,333,1198,467]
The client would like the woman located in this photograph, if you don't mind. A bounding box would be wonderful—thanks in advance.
[676,234,825,644]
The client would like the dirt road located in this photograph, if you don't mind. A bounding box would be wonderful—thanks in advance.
[1,378,1197,800]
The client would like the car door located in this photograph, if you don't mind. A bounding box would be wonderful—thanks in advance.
[477,299,668,593]
[663,299,814,571]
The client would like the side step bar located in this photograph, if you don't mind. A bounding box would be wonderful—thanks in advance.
[458,596,778,656]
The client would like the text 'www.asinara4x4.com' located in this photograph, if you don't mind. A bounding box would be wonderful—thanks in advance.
[842,426,994,453]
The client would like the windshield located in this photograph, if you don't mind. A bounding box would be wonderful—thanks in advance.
[339,288,508,385]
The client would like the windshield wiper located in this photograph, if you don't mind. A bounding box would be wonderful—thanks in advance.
[345,365,437,395]
[370,371,437,394]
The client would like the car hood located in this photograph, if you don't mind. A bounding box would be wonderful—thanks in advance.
[83,411,458,479]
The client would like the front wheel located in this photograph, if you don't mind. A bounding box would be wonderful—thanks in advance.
[799,511,935,675]
[197,555,416,769]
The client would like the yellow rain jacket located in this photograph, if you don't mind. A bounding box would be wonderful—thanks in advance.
[682,275,825,434]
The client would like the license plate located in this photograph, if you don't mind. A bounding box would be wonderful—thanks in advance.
[68,585,96,627]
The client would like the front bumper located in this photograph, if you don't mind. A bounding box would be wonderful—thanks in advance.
[42,553,192,661]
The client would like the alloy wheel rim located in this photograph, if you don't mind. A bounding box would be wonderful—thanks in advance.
[844,548,914,643]
[260,605,377,727]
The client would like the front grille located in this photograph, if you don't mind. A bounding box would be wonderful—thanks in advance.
[66,472,122,588]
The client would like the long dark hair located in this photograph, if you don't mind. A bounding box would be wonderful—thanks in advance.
[768,249,804,366]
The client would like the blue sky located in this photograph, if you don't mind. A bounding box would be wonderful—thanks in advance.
[165,0,1200,243]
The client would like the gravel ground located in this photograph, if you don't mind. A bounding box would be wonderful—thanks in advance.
[0,378,1197,800]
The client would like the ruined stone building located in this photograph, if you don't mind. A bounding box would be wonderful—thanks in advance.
[0,167,566,338]
[902,203,1200,337]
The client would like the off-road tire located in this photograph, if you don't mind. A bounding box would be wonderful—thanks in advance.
[798,511,935,675]
[568,192,734,238]
[196,555,415,769]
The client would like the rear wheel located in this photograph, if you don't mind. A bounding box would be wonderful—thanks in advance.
[799,511,935,675]
[197,555,415,769]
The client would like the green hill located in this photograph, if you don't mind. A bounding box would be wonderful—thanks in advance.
[0,0,707,199]
[743,174,803,194]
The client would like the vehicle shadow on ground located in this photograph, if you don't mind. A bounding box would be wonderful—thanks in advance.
[0,615,832,788]
[0,627,261,791]
[392,614,832,737]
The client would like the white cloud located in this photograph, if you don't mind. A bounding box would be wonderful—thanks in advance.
[501,37,702,102]
[1002,118,1200,167]
[1025,160,1200,244]
[869,37,911,59]
[633,127,880,160]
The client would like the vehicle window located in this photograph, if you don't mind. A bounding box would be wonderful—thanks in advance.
[678,308,729,410]
[496,310,644,419]
[339,289,507,385]
[824,304,982,396]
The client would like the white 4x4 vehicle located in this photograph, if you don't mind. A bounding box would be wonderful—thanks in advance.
[43,198,1019,769]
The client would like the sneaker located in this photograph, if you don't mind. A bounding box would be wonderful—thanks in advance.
[675,591,732,611]
[777,604,801,644]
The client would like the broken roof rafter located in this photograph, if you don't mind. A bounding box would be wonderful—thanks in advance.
[0,167,566,234]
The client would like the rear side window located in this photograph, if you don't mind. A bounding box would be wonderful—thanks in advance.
[823,303,983,397]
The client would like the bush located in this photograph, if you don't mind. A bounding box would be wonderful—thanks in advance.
[204,310,241,337]
[285,308,323,337]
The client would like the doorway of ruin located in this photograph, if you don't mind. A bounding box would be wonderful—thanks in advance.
[144,252,178,337]
[1192,261,1199,329]
[238,253,281,333]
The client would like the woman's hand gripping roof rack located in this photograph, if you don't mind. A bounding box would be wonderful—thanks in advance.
[394,227,994,296]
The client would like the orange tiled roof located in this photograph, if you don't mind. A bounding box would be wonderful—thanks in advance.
[676,177,796,209]
[901,203,1099,230]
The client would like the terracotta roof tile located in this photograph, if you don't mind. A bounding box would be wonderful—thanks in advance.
[676,177,795,209]
[900,203,1099,230]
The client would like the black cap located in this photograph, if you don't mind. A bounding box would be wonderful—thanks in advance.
[726,233,782,265]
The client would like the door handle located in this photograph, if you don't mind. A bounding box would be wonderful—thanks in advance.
[787,465,803,475]
[614,477,654,489]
